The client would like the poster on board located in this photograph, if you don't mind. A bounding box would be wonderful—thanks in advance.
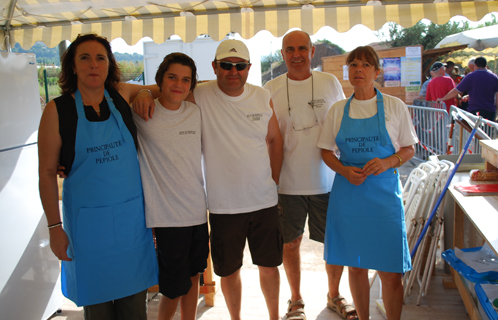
[383,58,401,87]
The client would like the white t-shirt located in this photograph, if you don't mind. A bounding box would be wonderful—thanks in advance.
[264,71,345,195]
[133,100,207,227]
[194,81,278,214]
[318,94,419,152]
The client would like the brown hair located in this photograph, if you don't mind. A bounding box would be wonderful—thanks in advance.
[58,34,121,95]
[155,52,198,92]
[346,46,381,71]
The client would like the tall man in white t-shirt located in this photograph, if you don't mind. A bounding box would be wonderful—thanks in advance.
[133,40,284,320]
[264,30,357,320]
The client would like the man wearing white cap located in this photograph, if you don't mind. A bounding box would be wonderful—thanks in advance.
[133,39,284,320]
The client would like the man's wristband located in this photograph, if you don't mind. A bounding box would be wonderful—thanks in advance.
[48,222,62,229]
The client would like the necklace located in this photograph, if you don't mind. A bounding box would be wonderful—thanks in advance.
[82,98,101,113]
[286,71,317,131]
[286,71,314,109]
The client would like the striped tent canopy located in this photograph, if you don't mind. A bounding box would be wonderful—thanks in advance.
[1,0,498,50]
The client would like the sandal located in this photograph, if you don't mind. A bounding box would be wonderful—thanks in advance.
[327,294,358,320]
[282,299,306,320]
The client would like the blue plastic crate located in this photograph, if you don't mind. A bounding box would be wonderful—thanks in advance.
[442,247,498,284]
[476,282,498,320]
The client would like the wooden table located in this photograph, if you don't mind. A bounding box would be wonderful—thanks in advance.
[446,140,498,320]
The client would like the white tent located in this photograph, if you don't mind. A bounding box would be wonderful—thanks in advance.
[2,0,498,50]
[435,24,498,51]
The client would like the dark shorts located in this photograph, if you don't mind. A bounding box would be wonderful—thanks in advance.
[83,289,147,320]
[278,193,329,244]
[209,205,283,277]
[155,223,209,299]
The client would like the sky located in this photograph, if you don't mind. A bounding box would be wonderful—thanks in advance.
[110,14,496,57]
[110,23,381,56]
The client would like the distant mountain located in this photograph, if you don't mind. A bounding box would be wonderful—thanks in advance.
[12,42,61,65]
[11,41,143,66]
[114,52,144,62]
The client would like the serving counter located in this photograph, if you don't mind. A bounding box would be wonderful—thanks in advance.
[447,140,498,320]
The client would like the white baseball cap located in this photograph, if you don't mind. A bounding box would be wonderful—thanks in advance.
[215,40,250,61]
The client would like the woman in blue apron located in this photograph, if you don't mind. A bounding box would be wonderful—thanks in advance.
[317,46,418,320]
[38,34,158,319]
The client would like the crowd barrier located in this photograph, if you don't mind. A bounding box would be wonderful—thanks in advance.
[407,101,498,160]
[407,101,449,161]
[447,105,498,155]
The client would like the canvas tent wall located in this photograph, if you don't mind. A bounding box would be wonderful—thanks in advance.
[2,0,498,50]
[435,24,498,51]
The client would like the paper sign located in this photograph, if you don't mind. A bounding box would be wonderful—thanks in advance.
[406,47,422,58]
[401,57,422,87]
[405,91,419,103]
[405,86,421,92]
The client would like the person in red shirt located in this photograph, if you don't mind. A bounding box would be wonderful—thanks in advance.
[426,62,457,112]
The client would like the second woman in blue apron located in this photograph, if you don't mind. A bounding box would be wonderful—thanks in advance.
[318,46,418,320]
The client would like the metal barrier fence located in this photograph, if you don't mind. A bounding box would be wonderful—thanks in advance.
[448,105,498,155]
[407,102,498,160]
[407,101,449,161]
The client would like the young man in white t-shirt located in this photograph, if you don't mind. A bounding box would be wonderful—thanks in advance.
[133,53,208,320]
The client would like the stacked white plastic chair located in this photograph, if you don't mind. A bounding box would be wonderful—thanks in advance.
[375,160,454,316]
[403,161,440,298]
[402,167,429,240]
[402,160,454,302]
[415,159,454,305]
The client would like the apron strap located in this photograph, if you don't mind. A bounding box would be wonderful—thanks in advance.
[375,88,389,146]
[344,88,389,147]
[104,89,133,143]
[74,89,132,143]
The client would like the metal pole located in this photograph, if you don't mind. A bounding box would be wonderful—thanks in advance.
[43,69,49,103]
[410,116,483,259]
[4,0,18,52]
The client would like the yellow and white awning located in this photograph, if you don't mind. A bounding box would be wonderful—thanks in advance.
[1,0,498,49]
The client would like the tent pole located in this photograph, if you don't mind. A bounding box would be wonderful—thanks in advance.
[4,0,18,52]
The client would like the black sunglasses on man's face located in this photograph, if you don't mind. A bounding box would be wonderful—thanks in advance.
[217,61,250,71]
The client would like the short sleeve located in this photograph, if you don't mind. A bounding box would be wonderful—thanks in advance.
[317,101,344,152]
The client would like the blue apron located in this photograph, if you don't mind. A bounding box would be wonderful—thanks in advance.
[61,89,158,306]
[324,90,411,273]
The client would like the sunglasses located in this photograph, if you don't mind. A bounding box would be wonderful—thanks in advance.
[217,61,250,71]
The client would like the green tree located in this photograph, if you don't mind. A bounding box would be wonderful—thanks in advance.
[12,41,144,66]
[481,13,498,27]
[377,14,498,50]
[261,50,283,74]
[377,20,470,50]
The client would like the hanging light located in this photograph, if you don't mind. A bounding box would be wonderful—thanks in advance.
[180,11,195,17]
[366,0,382,6]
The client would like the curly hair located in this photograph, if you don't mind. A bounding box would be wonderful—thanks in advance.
[58,34,121,95]
[155,52,198,92]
